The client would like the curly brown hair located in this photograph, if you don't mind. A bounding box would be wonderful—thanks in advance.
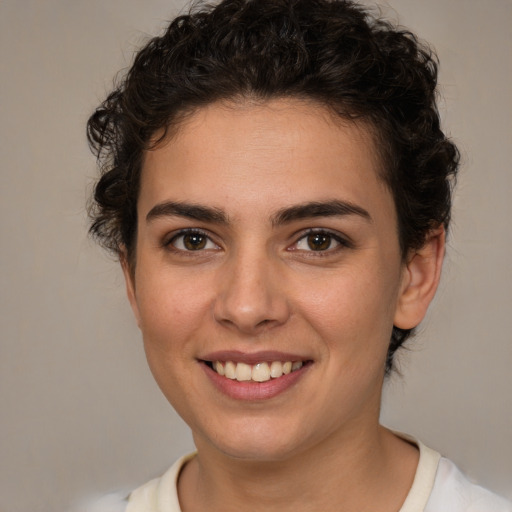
[87,0,459,372]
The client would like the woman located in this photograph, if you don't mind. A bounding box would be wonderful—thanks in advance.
[86,0,511,510]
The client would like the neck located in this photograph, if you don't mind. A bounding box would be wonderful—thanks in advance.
[178,425,419,512]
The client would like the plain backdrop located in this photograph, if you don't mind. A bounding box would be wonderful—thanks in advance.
[1,1,511,511]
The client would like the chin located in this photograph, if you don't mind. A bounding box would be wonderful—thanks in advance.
[215,440,302,463]
[195,416,311,462]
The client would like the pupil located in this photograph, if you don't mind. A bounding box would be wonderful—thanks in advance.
[308,233,331,251]
[184,233,206,250]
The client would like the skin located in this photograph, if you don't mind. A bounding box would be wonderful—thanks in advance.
[122,98,445,511]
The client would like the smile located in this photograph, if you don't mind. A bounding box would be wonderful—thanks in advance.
[208,360,304,383]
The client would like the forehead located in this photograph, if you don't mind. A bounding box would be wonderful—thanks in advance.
[139,98,392,222]
[157,98,382,164]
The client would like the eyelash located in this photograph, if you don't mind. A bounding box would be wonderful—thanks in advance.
[291,229,352,255]
[163,229,220,253]
[163,228,351,256]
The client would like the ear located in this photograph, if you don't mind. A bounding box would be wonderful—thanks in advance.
[120,251,142,328]
[394,227,445,330]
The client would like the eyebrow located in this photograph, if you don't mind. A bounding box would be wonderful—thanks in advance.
[271,200,372,226]
[145,199,371,225]
[146,201,228,224]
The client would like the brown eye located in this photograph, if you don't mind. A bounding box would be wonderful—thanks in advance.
[306,233,332,251]
[293,230,346,253]
[169,230,219,251]
[183,232,207,250]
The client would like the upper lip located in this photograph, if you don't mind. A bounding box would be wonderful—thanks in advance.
[199,350,310,365]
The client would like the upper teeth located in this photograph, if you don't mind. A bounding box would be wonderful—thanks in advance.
[213,361,303,382]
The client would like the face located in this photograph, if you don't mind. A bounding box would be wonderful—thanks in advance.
[124,99,429,462]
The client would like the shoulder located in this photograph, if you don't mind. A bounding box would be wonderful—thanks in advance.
[72,491,129,512]
[395,432,511,512]
[78,453,194,512]
[426,457,512,512]
[124,453,194,512]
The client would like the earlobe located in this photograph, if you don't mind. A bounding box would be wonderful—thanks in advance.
[120,252,142,328]
[394,227,445,330]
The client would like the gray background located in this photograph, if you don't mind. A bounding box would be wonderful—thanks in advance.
[1,1,510,511]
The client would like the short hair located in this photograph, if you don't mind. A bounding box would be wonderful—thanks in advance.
[87,0,459,372]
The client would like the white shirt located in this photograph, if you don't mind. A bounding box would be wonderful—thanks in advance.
[83,439,512,512]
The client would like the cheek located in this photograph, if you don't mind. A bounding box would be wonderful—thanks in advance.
[135,270,213,352]
[134,273,211,413]
[294,266,399,356]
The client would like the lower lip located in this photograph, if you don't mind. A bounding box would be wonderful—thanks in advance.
[201,362,310,401]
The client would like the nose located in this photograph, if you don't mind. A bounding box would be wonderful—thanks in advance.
[213,249,290,335]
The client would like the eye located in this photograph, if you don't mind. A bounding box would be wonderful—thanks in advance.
[167,230,219,251]
[293,230,347,252]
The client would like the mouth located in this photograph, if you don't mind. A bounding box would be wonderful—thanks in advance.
[204,360,306,383]
[200,352,312,400]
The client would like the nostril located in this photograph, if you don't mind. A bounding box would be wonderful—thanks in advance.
[212,270,291,333]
